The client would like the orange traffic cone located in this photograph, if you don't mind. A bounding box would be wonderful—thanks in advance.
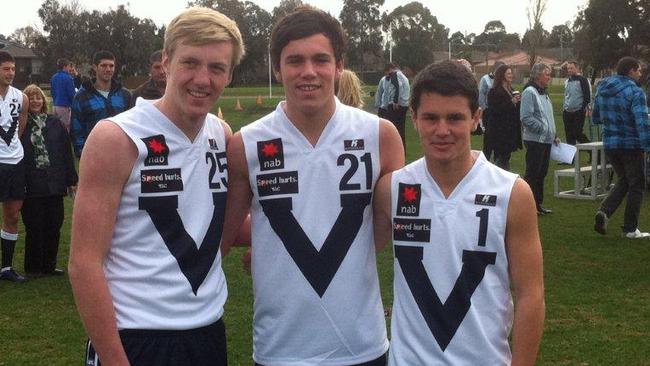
[217,107,223,120]
[234,98,244,111]
[256,95,263,105]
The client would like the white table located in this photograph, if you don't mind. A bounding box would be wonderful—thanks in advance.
[554,141,612,200]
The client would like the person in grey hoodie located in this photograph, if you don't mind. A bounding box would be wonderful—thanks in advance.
[521,63,560,215]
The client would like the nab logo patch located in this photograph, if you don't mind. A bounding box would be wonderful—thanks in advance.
[257,138,284,171]
[208,138,219,150]
[475,194,497,206]
[344,139,365,151]
[141,135,169,166]
[396,183,422,216]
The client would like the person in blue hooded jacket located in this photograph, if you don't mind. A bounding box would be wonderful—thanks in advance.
[593,56,650,239]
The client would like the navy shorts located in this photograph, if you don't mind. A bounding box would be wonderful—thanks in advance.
[85,318,228,366]
[0,161,25,202]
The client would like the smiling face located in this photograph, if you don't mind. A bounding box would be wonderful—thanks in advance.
[413,92,480,167]
[92,58,115,84]
[162,41,233,123]
[28,93,44,114]
[274,33,343,118]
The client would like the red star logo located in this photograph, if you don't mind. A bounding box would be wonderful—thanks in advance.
[403,187,418,203]
[148,138,166,154]
[262,143,279,157]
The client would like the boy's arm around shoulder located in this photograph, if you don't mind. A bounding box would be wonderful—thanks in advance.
[220,131,253,255]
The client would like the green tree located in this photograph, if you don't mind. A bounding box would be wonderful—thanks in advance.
[448,31,473,60]
[384,1,448,72]
[573,0,648,80]
[484,20,506,34]
[339,0,384,70]
[37,0,87,73]
[473,20,520,52]
[547,24,573,48]
[9,26,43,49]
[37,0,162,78]
[271,0,303,24]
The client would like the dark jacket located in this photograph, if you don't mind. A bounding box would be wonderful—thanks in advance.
[130,78,164,108]
[21,115,78,198]
[71,78,132,155]
[487,85,522,153]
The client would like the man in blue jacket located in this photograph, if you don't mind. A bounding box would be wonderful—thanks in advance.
[71,50,131,157]
[593,57,650,239]
[50,58,76,132]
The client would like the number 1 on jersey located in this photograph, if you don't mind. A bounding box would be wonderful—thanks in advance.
[475,208,488,247]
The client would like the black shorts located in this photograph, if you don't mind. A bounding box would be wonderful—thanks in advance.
[85,318,227,366]
[0,161,25,202]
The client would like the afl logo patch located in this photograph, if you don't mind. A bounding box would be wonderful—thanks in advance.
[141,135,169,166]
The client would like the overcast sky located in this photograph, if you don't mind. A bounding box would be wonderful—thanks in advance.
[2,0,588,38]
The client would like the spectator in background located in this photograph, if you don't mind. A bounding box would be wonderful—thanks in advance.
[521,63,559,215]
[50,58,76,132]
[375,62,410,148]
[0,51,29,282]
[479,61,505,160]
[70,64,82,90]
[563,61,591,145]
[487,64,522,171]
[21,85,77,276]
[71,50,131,157]
[593,56,650,239]
[337,69,365,108]
[130,50,166,107]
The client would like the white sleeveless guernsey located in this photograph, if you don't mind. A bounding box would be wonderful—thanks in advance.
[105,101,228,330]
[0,86,24,164]
[241,99,388,366]
[389,153,517,366]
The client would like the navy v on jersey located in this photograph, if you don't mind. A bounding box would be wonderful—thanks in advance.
[105,101,229,330]
[241,99,388,366]
[389,153,518,366]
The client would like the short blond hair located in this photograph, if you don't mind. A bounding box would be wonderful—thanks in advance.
[337,69,365,108]
[164,7,245,67]
[23,84,48,114]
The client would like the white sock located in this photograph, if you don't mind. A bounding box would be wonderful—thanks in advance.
[0,230,18,241]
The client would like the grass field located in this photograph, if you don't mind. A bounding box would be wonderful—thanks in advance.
[1,91,649,365]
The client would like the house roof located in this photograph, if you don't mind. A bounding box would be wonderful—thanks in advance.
[488,50,560,66]
[0,41,37,58]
